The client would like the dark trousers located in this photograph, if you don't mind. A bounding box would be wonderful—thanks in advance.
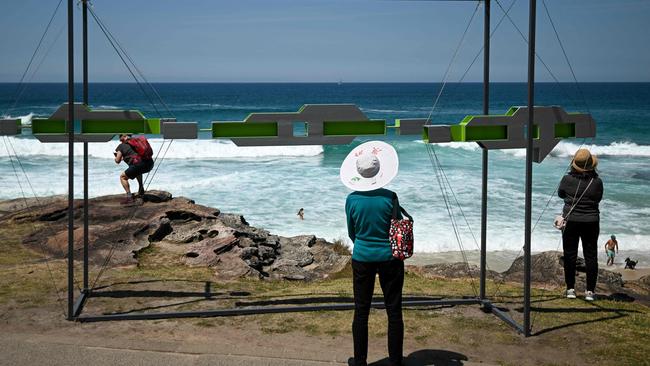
[562,220,599,292]
[352,259,404,366]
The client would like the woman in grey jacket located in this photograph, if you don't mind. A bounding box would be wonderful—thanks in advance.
[558,148,603,301]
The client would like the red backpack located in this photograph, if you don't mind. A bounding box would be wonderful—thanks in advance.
[127,136,153,164]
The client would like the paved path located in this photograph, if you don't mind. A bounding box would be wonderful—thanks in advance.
[0,332,493,366]
[0,337,338,366]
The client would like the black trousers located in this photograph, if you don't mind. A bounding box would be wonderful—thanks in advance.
[352,259,404,366]
[562,220,600,292]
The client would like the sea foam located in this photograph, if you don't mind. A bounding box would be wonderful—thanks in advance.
[499,141,650,159]
[1,137,323,159]
[1,113,34,125]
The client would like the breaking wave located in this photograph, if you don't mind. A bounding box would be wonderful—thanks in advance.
[496,141,650,159]
[0,137,323,159]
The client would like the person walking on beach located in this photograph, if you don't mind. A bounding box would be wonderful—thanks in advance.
[605,235,618,266]
[341,141,404,366]
[114,134,154,205]
[558,148,603,301]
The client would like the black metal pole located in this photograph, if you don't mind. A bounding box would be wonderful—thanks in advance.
[67,0,75,321]
[76,298,483,323]
[524,0,537,338]
[82,0,89,293]
[479,0,490,301]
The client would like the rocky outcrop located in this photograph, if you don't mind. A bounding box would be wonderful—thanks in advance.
[503,251,625,293]
[406,251,643,300]
[407,263,501,281]
[503,251,566,286]
[626,275,650,298]
[1,191,350,281]
[0,195,66,219]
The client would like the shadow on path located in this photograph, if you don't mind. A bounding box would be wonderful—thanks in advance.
[348,349,469,366]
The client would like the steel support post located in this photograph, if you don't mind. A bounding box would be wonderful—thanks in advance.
[66,0,75,321]
[82,0,89,294]
[484,301,525,334]
[524,0,537,337]
[479,0,490,301]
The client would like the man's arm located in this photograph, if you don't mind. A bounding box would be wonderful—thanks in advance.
[616,241,619,253]
[114,150,123,164]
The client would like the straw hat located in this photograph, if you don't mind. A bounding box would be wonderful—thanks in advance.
[571,148,598,172]
[340,141,399,191]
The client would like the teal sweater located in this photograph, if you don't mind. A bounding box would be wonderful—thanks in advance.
[345,188,401,262]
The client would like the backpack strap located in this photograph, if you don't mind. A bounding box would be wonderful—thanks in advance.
[565,178,594,221]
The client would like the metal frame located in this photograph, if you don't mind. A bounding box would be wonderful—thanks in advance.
[5,0,590,337]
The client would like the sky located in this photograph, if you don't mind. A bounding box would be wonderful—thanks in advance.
[0,0,649,82]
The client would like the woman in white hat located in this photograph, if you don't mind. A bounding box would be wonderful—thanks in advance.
[558,148,603,301]
[341,141,404,366]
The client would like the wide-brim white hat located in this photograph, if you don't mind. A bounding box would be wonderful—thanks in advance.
[340,141,399,191]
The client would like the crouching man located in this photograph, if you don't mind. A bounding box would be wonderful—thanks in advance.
[114,133,154,204]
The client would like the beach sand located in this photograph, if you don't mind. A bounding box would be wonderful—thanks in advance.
[611,267,650,281]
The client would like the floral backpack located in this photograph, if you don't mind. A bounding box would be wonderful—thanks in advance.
[389,193,414,260]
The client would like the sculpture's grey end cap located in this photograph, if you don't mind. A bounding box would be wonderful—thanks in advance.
[0,119,20,135]
[162,122,198,139]
[425,125,452,143]
[398,119,428,135]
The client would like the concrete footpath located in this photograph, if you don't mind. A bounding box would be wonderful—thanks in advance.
[0,331,493,366]
[0,335,339,366]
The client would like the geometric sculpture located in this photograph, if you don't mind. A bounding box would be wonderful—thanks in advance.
[399,106,596,162]
[2,104,594,160]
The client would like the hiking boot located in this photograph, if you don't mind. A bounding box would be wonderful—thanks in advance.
[566,288,576,299]
[137,188,145,197]
[585,291,595,301]
[120,196,134,205]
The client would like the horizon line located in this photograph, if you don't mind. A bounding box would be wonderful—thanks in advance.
[1,81,649,84]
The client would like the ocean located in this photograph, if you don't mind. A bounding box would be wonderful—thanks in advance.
[1,82,649,263]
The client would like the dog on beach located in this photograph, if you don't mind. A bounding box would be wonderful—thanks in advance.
[624,257,638,270]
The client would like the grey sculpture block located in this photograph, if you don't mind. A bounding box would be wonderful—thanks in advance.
[0,119,20,135]
[397,119,428,135]
[162,122,198,139]
[50,103,145,121]
[425,125,452,143]
[34,134,115,143]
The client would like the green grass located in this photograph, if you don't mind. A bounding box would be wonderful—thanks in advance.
[0,223,44,266]
[331,238,352,256]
